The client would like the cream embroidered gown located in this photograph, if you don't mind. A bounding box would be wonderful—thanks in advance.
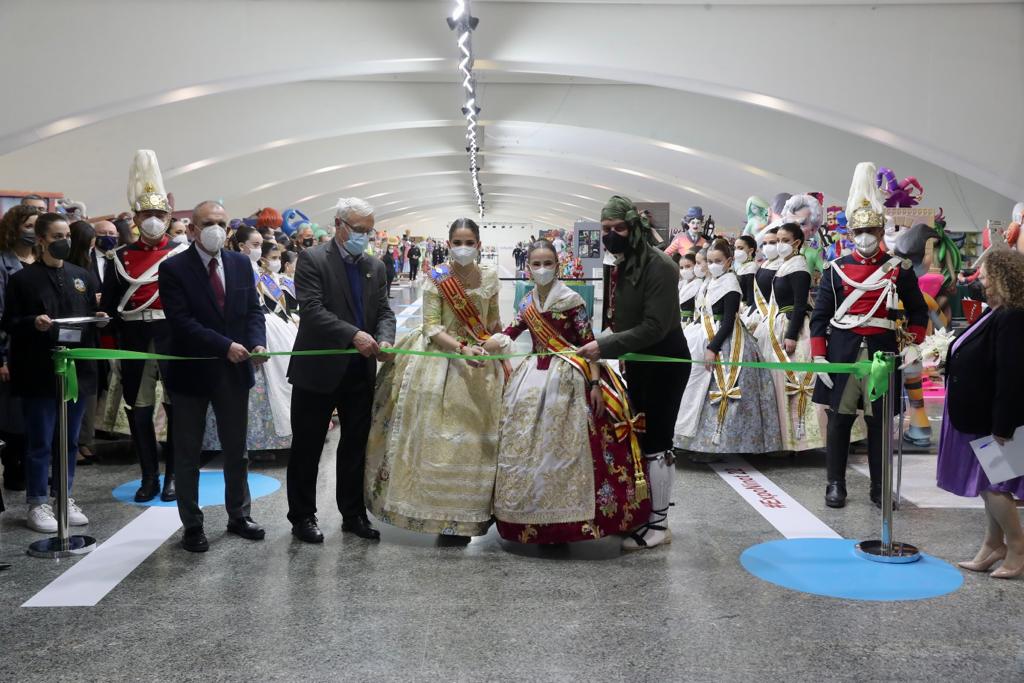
[364,263,504,536]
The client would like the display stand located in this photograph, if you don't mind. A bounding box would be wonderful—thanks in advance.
[27,347,96,559]
[855,352,920,564]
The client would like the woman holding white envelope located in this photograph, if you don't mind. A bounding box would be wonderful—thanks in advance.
[937,249,1024,579]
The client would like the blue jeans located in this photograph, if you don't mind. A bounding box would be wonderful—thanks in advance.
[22,396,87,505]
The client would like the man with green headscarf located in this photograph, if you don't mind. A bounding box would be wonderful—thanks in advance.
[577,195,690,551]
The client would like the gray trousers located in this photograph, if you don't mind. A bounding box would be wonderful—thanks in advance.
[169,369,251,529]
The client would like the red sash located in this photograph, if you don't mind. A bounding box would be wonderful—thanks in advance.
[521,299,649,502]
[429,265,511,380]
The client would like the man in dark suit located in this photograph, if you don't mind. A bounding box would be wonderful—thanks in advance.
[287,197,396,544]
[158,201,268,553]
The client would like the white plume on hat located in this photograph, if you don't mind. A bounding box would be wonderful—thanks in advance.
[845,161,886,218]
[127,149,167,210]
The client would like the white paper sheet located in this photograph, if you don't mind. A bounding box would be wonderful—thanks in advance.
[970,426,1024,485]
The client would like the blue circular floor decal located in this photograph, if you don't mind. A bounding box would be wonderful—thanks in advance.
[113,471,280,508]
[740,538,963,601]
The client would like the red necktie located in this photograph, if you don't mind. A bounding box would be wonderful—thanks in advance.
[208,258,225,310]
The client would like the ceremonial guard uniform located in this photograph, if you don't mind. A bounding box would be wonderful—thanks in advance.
[810,162,928,508]
[101,150,187,502]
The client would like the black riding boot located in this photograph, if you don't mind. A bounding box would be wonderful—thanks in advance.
[825,410,856,507]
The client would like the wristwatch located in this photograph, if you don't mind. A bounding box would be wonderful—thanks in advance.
[587,379,600,390]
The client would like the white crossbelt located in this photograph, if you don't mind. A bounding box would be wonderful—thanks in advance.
[112,243,188,320]
[829,256,901,331]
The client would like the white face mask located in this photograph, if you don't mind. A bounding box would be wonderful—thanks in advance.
[248,247,261,263]
[451,246,478,266]
[762,243,779,260]
[200,225,226,254]
[853,232,879,256]
[170,234,188,247]
[776,242,794,259]
[694,264,708,279]
[268,259,282,273]
[733,250,749,265]
[531,266,556,286]
[680,268,695,281]
[708,262,726,278]
[140,216,167,239]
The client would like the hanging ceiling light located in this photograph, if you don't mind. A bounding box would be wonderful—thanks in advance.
[447,0,484,218]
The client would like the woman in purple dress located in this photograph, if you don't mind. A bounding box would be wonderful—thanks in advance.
[936,249,1024,579]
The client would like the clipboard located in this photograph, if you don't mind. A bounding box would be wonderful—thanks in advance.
[970,426,1024,485]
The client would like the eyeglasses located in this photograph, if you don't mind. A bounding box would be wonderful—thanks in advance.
[341,218,373,234]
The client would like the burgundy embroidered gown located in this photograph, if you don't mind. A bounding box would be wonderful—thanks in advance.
[494,285,651,543]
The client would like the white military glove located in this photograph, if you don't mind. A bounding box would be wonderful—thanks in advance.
[814,356,834,389]
[899,344,922,371]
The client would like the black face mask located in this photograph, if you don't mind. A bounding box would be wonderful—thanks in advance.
[96,235,117,252]
[48,238,71,261]
[19,230,37,246]
[602,231,629,255]
[302,238,314,248]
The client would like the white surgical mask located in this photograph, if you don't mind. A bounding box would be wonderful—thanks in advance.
[531,266,556,286]
[140,216,167,239]
[451,246,478,266]
[733,250,749,265]
[680,268,695,281]
[200,225,226,254]
[170,234,188,247]
[708,262,726,278]
[853,232,879,256]
[248,247,261,263]
[776,242,794,259]
[268,259,282,273]
[762,243,779,260]
[694,264,708,278]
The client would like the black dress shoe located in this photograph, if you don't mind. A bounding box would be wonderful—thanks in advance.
[291,516,324,544]
[825,481,847,508]
[870,488,895,509]
[227,516,265,540]
[135,477,160,503]
[160,475,177,502]
[182,526,209,553]
[342,516,380,540]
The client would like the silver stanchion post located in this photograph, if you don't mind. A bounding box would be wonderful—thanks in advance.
[28,347,96,559]
[856,352,920,563]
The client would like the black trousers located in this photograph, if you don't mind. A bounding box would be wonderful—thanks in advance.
[119,320,171,406]
[287,374,373,522]
[408,258,420,281]
[825,407,883,490]
[623,326,690,454]
[170,368,251,529]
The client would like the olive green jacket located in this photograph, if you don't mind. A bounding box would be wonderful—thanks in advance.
[597,246,680,358]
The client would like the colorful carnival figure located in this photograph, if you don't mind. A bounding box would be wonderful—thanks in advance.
[365,218,505,539]
[811,162,929,508]
[876,167,924,208]
[665,206,708,256]
[203,228,296,454]
[743,196,771,238]
[782,193,825,276]
[576,196,690,551]
[281,208,310,237]
[102,150,188,503]
[753,224,824,452]
[675,238,782,459]
[492,240,650,544]
[753,193,792,244]
[825,207,854,261]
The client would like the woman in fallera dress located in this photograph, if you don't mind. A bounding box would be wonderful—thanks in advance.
[753,223,825,452]
[675,238,782,459]
[733,235,758,311]
[751,228,781,320]
[678,252,702,327]
[365,218,505,539]
[490,240,650,544]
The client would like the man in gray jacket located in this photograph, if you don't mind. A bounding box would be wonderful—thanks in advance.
[286,197,396,544]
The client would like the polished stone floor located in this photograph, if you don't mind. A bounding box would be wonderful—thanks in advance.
[1,273,1021,682]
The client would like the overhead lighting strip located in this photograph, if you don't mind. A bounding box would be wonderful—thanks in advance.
[447,1,484,218]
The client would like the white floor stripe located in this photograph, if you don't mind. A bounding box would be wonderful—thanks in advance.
[851,455,982,509]
[708,457,841,539]
[22,507,182,608]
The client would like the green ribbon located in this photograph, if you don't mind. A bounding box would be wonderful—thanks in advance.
[52,348,895,402]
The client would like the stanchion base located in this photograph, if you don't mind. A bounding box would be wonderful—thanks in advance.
[855,539,921,564]
[27,535,96,559]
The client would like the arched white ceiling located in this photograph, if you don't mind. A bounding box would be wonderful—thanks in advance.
[1,0,1020,235]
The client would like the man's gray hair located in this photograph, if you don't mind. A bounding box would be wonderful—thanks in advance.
[335,197,374,222]
[193,200,225,216]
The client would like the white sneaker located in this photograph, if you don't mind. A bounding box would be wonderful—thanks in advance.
[66,498,89,526]
[27,504,58,533]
